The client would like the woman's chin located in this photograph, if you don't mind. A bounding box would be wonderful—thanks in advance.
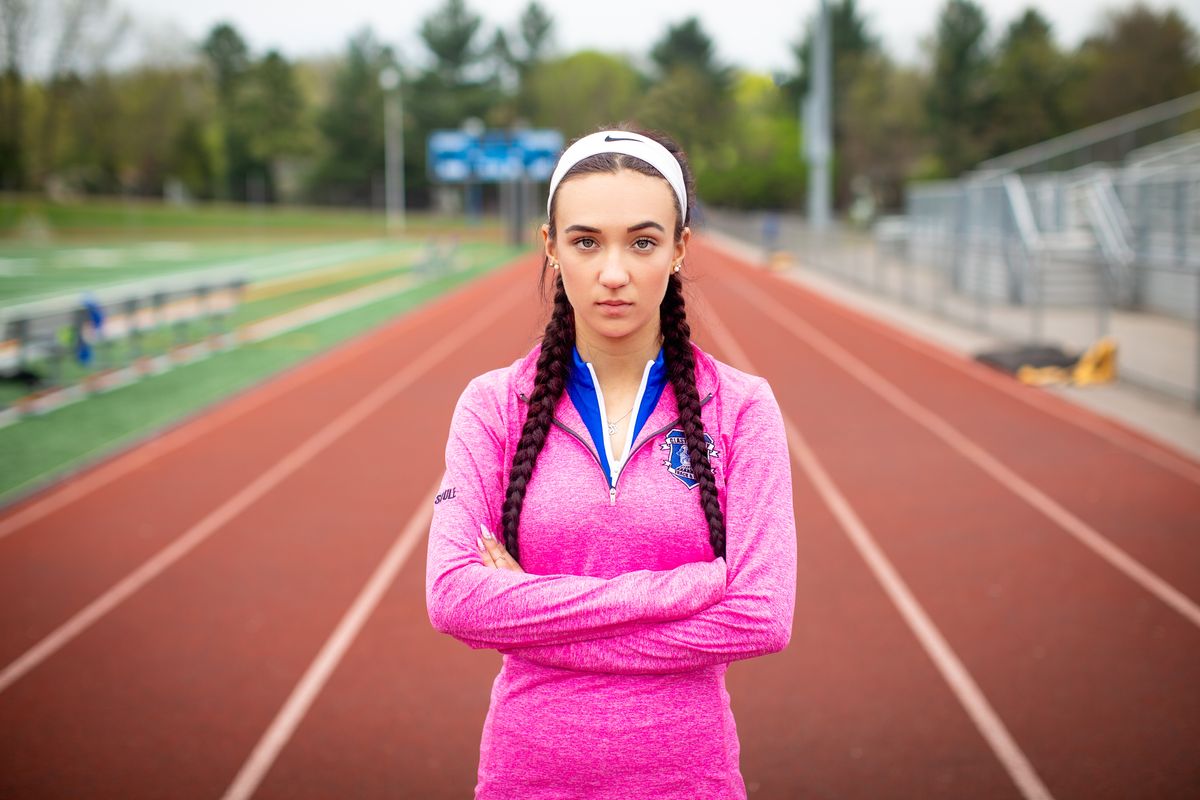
[585,316,653,342]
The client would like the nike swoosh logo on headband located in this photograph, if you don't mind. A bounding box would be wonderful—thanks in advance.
[604,135,642,142]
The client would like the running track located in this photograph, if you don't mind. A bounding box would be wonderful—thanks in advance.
[1,237,1197,799]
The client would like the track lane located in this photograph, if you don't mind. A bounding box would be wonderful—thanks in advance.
[0,257,540,798]
[696,301,1050,800]
[694,238,1200,604]
[695,240,1200,799]
[0,262,524,670]
[241,314,548,799]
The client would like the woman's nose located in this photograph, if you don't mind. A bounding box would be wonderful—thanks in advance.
[598,250,630,288]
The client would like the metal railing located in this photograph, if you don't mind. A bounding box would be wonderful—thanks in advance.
[977,91,1200,174]
[704,207,1200,410]
[0,274,247,413]
[1077,172,1136,304]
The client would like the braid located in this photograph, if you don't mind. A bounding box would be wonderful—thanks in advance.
[500,275,574,564]
[660,273,727,559]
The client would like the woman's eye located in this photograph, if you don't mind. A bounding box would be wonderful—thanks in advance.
[633,238,656,251]
[574,237,597,249]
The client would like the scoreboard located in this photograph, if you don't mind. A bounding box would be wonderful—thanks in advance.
[427,129,564,183]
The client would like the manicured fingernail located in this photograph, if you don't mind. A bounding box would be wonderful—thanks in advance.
[476,535,485,550]
[480,523,494,540]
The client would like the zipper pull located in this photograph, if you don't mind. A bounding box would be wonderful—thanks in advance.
[609,486,617,506]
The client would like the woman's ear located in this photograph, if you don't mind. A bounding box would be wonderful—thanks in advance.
[540,223,555,262]
[675,226,691,264]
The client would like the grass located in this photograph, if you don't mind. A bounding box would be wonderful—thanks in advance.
[0,242,496,406]
[0,242,524,505]
[0,194,506,238]
[0,241,380,305]
[0,196,529,505]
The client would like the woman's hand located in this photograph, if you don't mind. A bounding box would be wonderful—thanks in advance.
[477,523,525,573]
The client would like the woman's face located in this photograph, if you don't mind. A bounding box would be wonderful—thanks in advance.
[543,169,689,348]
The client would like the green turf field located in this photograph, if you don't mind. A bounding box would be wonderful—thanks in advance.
[0,239,423,305]
[0,196,528,506]
[0,195,504,236]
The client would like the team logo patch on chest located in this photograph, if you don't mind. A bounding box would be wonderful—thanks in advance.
[659,429,721,489]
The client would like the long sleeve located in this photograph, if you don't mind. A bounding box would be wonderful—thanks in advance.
[498,378,797,674]
[425,377,728,651]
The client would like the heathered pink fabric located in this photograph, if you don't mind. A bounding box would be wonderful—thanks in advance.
[426,340,797,799]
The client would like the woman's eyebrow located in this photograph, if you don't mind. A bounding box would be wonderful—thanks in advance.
[562,221,665,234]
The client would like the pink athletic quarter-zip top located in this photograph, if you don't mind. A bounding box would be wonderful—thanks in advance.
[425,340,798,799]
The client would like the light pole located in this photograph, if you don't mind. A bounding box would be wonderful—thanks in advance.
[462,116,485,224]
[379,66,406,231]
[804,0,832,231]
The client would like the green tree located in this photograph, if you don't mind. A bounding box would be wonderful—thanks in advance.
[509,1,554,117]
[231,51,312,201]
[54,71,124,193]
[412,0,498,129]
[524,51,642,138]
[406,0,509,205]
[201,22,256,199]
[1074,3,1200,125]
[0,0,124,191]
[841,54,930,209]
[642,17,734,160]
[308,27,396,205]
[650,16,732,91]
[41,62,216,197]
[201,22,250,105]
[237,52,311,161]
[420,0,483,84]
[517,2,553,64]
[33,0,130,189]
[0,0,32,189]
[987,9,1070,157]
[926,0,993,176]
[637,65,724,154]
[168,112,219,199]
[694,73,806,209]
[114,66,204,195]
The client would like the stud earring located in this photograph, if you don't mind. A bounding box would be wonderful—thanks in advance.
[550,260,559,270]
[673,262,681,273]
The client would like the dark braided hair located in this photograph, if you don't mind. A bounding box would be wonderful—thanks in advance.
[660,273,726,558]
[499,278,573,565]
[500,125,726,563]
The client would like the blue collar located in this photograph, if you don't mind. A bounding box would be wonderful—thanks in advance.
[565,345,667,487]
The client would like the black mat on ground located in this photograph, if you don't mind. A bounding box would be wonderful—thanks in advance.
[974,344,1078,374]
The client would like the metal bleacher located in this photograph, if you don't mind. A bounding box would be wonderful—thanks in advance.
[904,91,1200,320]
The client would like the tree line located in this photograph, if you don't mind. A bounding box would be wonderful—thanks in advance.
[1,0,1197,213]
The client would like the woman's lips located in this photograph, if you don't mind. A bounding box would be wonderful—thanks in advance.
[597,300,632,315]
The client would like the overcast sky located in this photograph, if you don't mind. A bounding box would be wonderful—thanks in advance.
[115,0,1197,74]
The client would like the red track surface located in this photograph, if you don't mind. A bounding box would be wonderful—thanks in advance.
[1,239,1197,799]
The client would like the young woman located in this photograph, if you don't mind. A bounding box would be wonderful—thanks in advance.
[425,126,797,799]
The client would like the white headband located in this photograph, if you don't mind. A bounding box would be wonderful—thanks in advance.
[545,130,688,223]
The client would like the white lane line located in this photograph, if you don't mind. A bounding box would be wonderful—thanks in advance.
[221,478,439,800]
[699,302,1056,800]
[0,283,525,695]
[699,234,1200,488]
[722,274,1200,631]
[0,257,521,542]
